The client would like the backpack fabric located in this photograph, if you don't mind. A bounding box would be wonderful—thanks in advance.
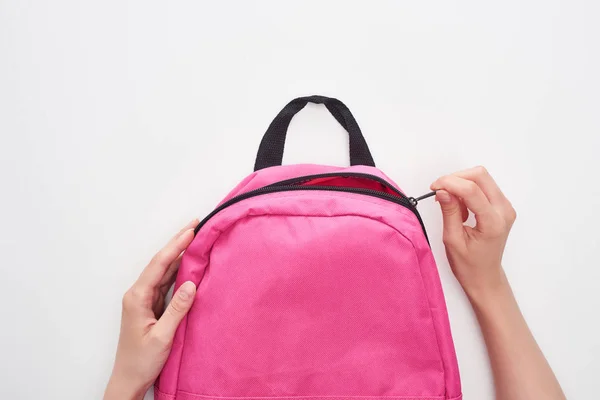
[156,95,462,400]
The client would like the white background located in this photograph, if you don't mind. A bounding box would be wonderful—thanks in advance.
[1,1,599,399]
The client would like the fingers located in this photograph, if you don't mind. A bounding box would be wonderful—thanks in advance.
[431,175,496,225]
[452,166,507,206]
[137,219,198,289]
[435,190,466,243]
[432,167,518,238]
[460,202,469,223]
[159,254,183,289]
[153,281,196,341]
[173,219,199,238]
[434,167,517,225]
[153,256,184,318]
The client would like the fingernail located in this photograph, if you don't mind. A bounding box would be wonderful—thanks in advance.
[436,191,452,203]
[178,281,195,300]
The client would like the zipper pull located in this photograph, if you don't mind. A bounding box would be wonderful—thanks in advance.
[408,191,437,207]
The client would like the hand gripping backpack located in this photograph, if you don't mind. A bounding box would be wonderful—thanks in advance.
[156,96,462,400]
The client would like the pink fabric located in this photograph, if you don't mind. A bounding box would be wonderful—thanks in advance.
[156,165,461,400]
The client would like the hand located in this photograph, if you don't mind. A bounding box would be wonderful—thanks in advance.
[104,220,199,400]
[433,167,565,399]
[431,166,517,301]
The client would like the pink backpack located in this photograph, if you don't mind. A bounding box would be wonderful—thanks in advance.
[156,96,462,400]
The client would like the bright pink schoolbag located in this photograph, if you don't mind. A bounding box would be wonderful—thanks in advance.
[156,96,462,400]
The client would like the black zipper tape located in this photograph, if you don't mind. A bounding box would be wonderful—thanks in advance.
[193,173,431,244]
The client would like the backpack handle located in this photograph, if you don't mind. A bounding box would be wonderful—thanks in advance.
[253,95,376,171]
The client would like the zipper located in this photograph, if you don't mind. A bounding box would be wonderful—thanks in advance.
[265,172,436,207]
[193,173,433,244]
[408,190,437,207]
[265,172,408,198]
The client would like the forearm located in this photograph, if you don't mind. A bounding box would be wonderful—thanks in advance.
[468,275,565,400]
[104,373,146,400]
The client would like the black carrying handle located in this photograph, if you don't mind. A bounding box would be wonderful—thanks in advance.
[253,95,376,171]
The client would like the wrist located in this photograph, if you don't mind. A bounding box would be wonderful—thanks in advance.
[462,269,512,311]
[104,372,147,400]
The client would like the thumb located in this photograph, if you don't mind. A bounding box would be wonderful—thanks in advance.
[154,281,196,341]
[435,190,464,242]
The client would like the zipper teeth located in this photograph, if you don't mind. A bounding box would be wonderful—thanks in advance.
[193,175,429,244]
[266,172,408,199]
[194,184,412,235]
